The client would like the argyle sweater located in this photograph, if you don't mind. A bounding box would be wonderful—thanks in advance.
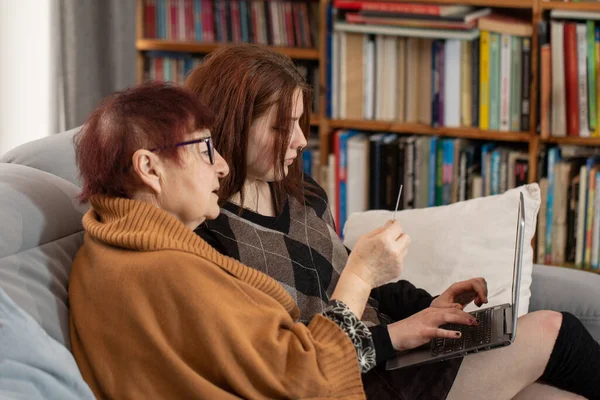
[195,176,435,364]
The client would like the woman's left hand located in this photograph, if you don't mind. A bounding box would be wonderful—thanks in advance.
[430,277,489,309]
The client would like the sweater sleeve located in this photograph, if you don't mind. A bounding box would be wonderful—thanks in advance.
[370,280,435,321]
[70,250,366,400]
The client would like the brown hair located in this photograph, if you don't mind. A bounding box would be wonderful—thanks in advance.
[75,81,215,203]
[184,44,311,212]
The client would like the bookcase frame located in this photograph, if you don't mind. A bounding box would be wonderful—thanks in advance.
[135,0,600,273]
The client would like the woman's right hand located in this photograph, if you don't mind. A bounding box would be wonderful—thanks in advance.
[387,307,478,351]
[345,220,410,289]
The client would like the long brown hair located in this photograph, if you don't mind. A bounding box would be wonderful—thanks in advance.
[184,44,311,212]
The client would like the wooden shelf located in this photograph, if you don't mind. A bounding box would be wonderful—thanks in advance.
[542,136,600,146]
[136,39,320,60]
[328,120,532,142]
[540,1,600,11]
[310,116,320,126]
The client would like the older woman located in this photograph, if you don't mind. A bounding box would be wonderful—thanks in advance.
[68,82,419,399]
[187,44,600,400]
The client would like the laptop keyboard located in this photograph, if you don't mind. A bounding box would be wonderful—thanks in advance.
[431,308,494,356]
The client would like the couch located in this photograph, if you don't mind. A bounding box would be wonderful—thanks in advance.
[1,128,599,399]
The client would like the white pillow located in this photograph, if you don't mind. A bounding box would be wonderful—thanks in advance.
[343,184,540,317]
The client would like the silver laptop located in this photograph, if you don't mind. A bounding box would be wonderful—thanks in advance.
[386,192,526,370]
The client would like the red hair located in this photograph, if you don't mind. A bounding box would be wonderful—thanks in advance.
[75,81,215,202]
[184,44,311,212]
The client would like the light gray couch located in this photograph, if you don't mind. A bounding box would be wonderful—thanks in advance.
[0,129,599,398]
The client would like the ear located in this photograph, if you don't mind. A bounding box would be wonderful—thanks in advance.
[131,149,163,194]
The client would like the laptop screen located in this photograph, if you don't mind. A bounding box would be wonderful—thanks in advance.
[511,193,526,333]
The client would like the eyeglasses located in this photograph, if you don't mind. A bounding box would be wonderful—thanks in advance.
[150,136,215,165]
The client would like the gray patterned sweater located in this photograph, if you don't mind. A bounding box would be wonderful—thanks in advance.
[195,175,435,365]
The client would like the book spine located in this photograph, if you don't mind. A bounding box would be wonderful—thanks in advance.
[595,26,600,137]
[511,37,523,132]
[471,37,480,128]
[521,37,532,132]
[489,32,500,130]
[479,31,490,129]
[499,34,511,132]
[429,137,437,207]
[592,173,600,269]
[438,40,445,127]
[564,23,580,137]
[588,20,597,131]
[545,147,560,264]
[435,139,444,206]
[359,2,443,15]
[461,39,472,127]
[585,167,597,266]
[576,23,590,137]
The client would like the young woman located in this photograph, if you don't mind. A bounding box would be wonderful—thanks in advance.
[187,44,600,400]
[69,82,417,399]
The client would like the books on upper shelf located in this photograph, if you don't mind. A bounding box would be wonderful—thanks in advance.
[537,145,600,270]
[143,51,320,113]
[327,3,533,132]
[538,17,600,138]
[315,130,529,235]
[143,0,318,48]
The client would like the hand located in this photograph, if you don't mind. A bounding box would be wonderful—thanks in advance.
[387,307,478,351]
[430,277,489,309]
[345,220,410,289]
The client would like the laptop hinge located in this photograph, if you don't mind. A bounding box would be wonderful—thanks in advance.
[504,307,514,335]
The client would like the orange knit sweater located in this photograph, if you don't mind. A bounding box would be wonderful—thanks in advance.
[69,196,365,400]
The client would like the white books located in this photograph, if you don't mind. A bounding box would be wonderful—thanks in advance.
[551,21,567,137]
[346,135,369,217]
[592,172,600,269]
[364,36,375,120]
[499,34,512,132]
[443,39,461,127]
[332,31,340,119]
[551,10,600,21]
[375,35,387,121]
[334,22,480,40]
[405,37,420,122]
[385,36,398,121]
[576,23,590,137]
[471,176,483,199]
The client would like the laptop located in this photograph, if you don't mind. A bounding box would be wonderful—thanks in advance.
[386,192,526,370]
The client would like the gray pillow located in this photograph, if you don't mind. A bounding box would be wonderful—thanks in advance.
[0,287,94,400]
[0,128,81,187]
[0,163,87,349]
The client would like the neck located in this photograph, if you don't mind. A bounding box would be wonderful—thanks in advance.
[230,179,275,216]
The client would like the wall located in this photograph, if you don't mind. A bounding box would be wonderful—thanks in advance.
[0,0,56,155]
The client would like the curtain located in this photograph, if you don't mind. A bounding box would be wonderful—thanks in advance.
[57,0,136,131]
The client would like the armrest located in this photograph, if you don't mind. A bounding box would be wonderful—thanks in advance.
[530,264,600,342]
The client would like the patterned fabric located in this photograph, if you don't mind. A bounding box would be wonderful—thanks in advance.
[323,300,376,373]
[196,177,383,327]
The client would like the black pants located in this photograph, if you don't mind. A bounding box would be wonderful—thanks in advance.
[361,358,463,400]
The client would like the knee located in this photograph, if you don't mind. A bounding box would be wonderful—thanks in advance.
[527,310,563,339]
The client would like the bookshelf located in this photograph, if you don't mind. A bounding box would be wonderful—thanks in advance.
[540,1,600,12]
[136,39,320,59]
[135,0,325,128]
[136,0,600,274]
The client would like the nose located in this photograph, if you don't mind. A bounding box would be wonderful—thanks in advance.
[213,150,229,178]
[289,124,307,151]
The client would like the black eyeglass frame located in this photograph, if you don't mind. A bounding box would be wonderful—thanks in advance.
[150,137,214,165]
